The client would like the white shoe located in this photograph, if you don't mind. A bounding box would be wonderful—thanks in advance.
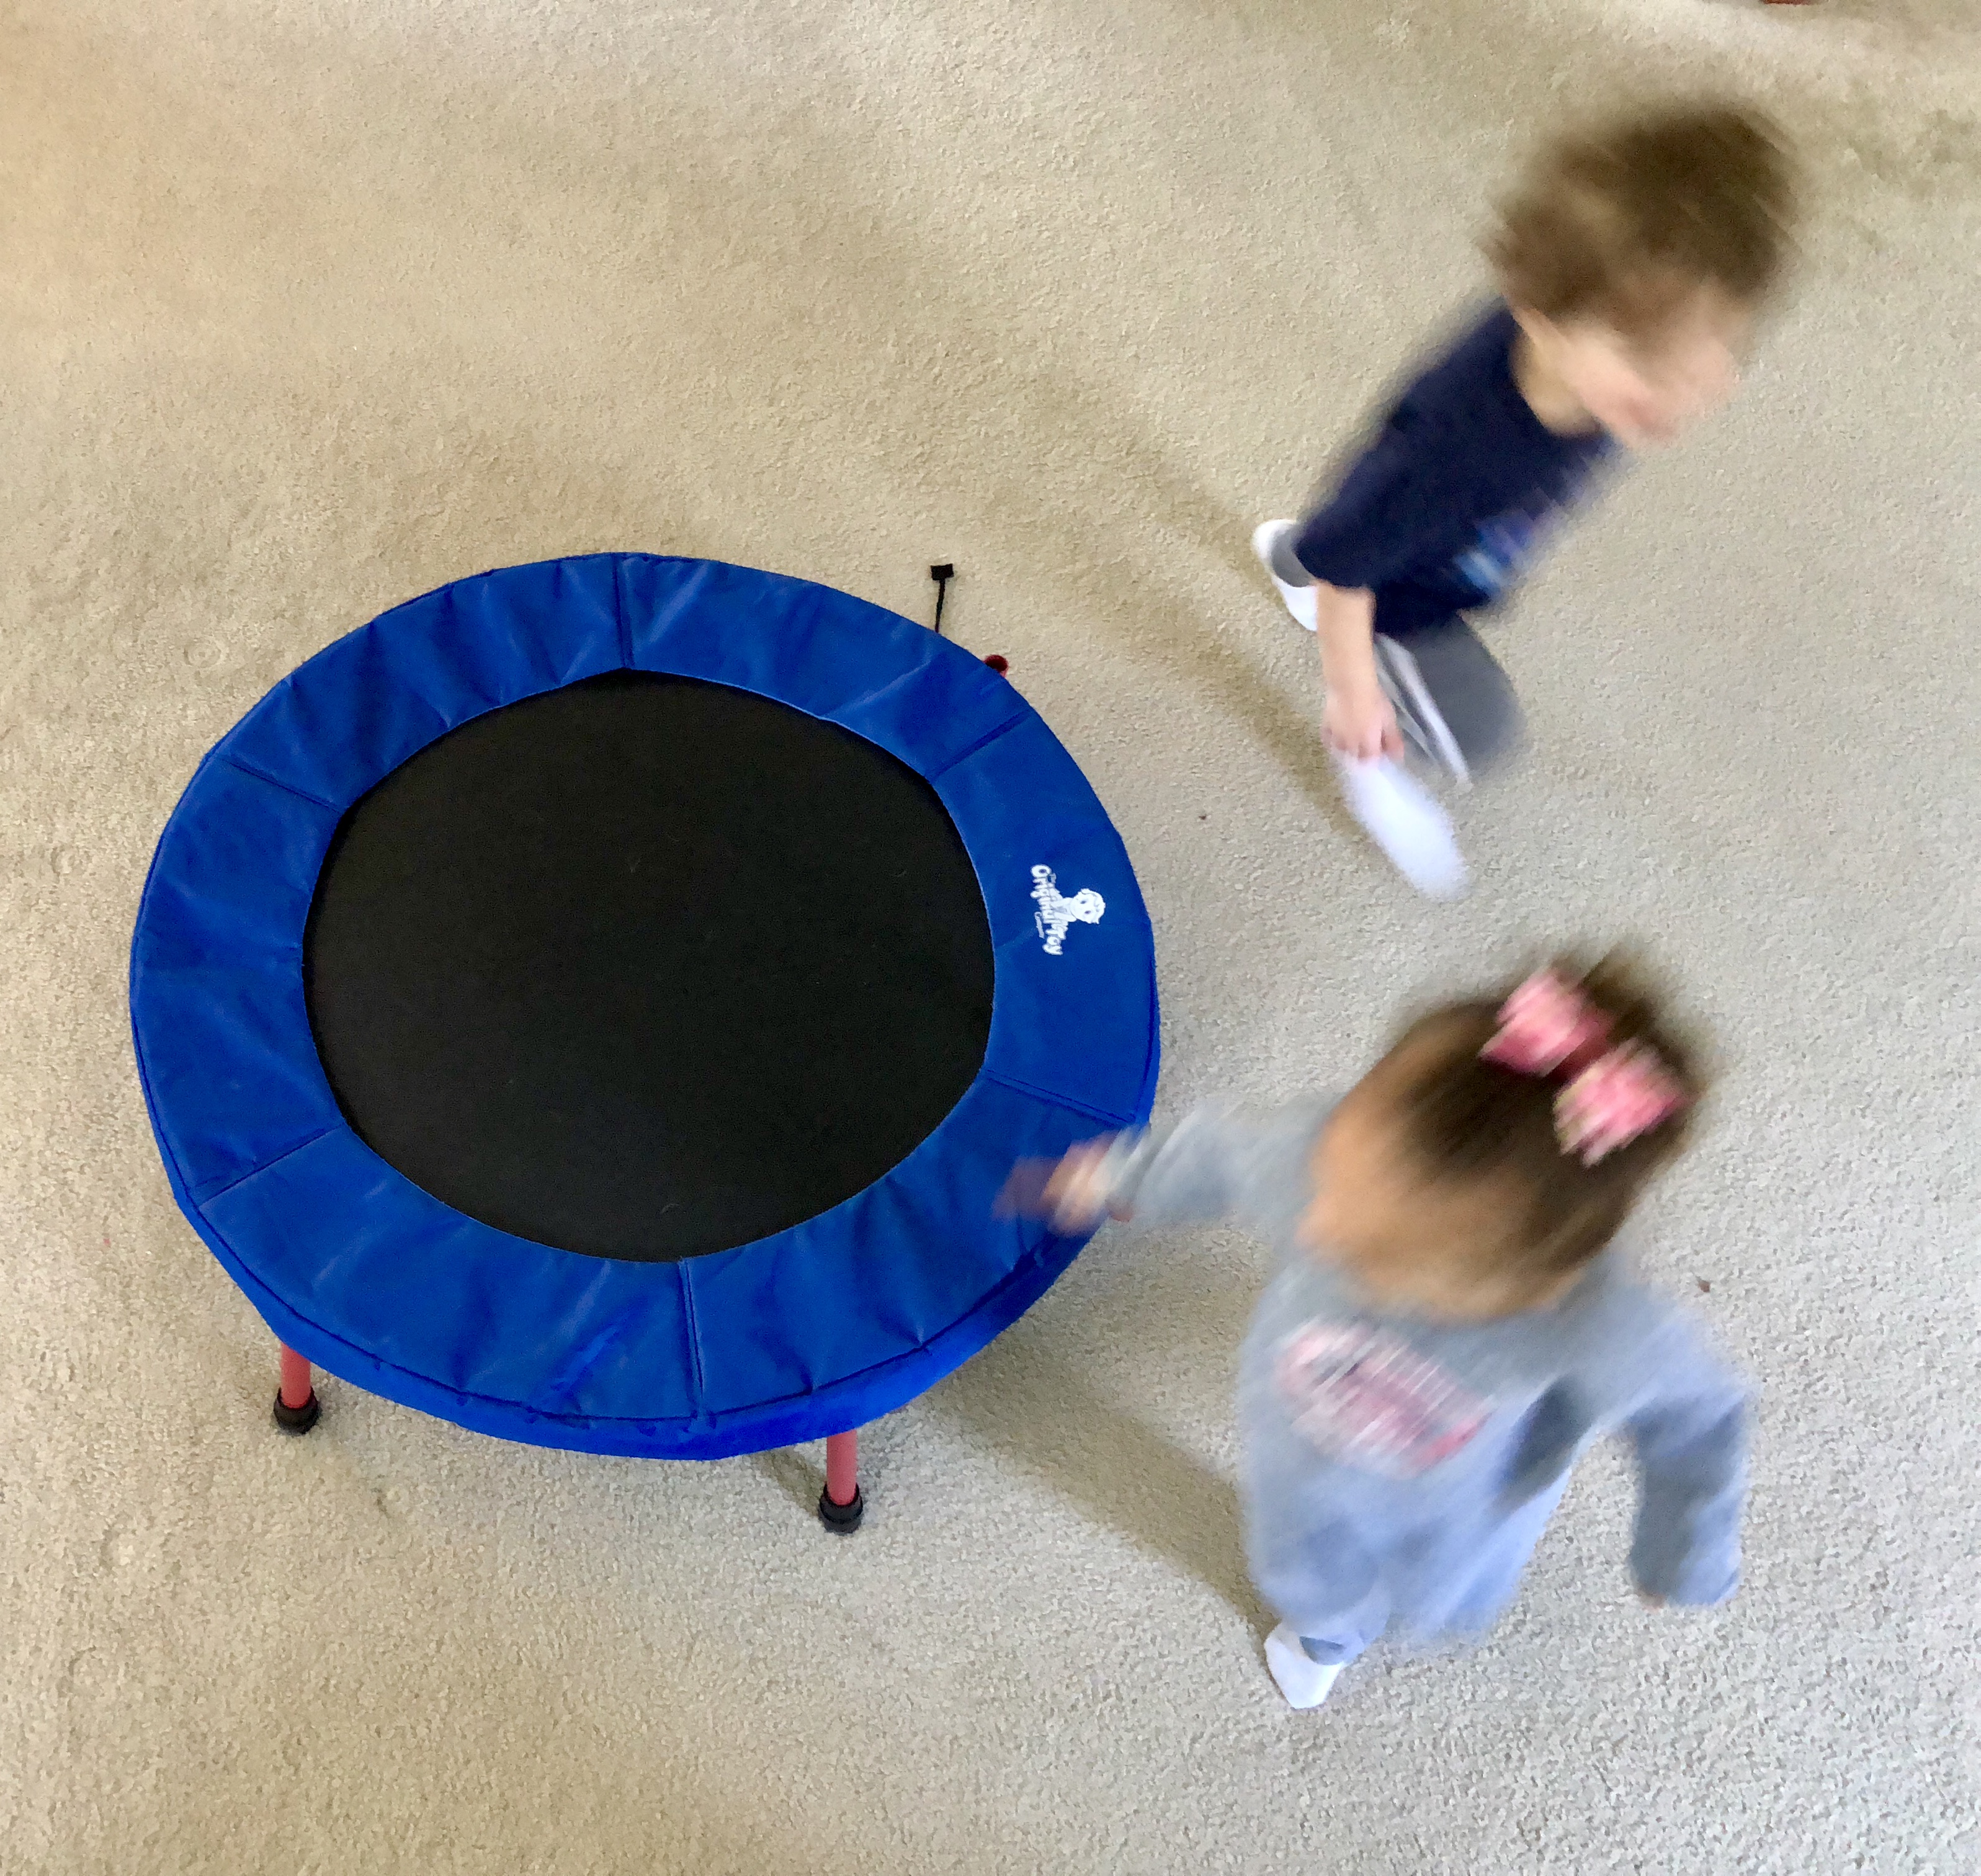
[1333,753,1469,900]
[1264,1624,1343,1709]
[1252,519,1318,631]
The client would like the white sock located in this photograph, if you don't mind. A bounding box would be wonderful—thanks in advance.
[1264,1624,1344,1710]
[1333,752,1469,900]
[1251,520,1318,631]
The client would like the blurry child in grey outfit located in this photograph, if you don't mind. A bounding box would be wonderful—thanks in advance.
[1022,956,1745,1708]
[1253,103,1799,896]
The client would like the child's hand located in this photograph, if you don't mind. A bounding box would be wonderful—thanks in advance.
[1323,684,1404,763]
[998,1137,1127,1232]
[1042,1138,1123,1230]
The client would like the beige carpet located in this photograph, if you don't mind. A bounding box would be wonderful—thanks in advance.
[4,2,1978,1870]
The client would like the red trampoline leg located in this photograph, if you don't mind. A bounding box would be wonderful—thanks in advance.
[818,1428,864,1533]
[825,1430,858,1504]
[272,1342,321,1435]
[278,1346,313,1409]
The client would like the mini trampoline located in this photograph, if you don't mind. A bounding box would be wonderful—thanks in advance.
[131,555,1157,1529]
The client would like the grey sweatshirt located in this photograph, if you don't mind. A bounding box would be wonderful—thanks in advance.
[1107,1097,1748,1646]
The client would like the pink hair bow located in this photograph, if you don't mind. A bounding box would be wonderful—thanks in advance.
[1481,970,1689,1165]
[1479,969,1612,1076]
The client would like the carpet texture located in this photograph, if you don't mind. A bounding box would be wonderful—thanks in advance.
[3,2,1977,1871]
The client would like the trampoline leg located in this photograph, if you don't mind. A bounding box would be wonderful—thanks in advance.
[272,1343,321,1436]
[818,1429,864,1533]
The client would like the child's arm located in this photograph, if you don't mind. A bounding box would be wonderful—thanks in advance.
[1027,1102,1289,1235]
[1313,583,1402,762]
[1622,1334,1751,1607]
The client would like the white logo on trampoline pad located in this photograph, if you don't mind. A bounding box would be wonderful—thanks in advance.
[1031,865,1105,955]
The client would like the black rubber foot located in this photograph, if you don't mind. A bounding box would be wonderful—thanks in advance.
[817,1486,865,1534]
[272,1389,321,1435]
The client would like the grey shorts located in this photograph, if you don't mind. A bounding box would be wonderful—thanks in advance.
[1263,535,1523,779]
[1372,619,1525,783]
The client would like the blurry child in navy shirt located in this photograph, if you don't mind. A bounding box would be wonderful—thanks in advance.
[1253,102,1799,897]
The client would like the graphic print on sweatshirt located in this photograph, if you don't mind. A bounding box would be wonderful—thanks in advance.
[1449,459,1604,604]
[1454,510,1544,599]
[1274,1321,1491,1479]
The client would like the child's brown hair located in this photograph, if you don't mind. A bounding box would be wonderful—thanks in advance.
[1389,954,1707,1284]
[1485,101,1800,334]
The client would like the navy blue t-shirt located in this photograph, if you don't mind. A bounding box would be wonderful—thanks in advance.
[1294,304,1614,638]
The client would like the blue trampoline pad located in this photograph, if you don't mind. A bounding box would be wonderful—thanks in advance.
[130,556,1159,1460]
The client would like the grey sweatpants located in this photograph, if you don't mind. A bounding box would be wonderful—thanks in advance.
[1265,537,1524,779]
[1296,1475,1569,1664]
